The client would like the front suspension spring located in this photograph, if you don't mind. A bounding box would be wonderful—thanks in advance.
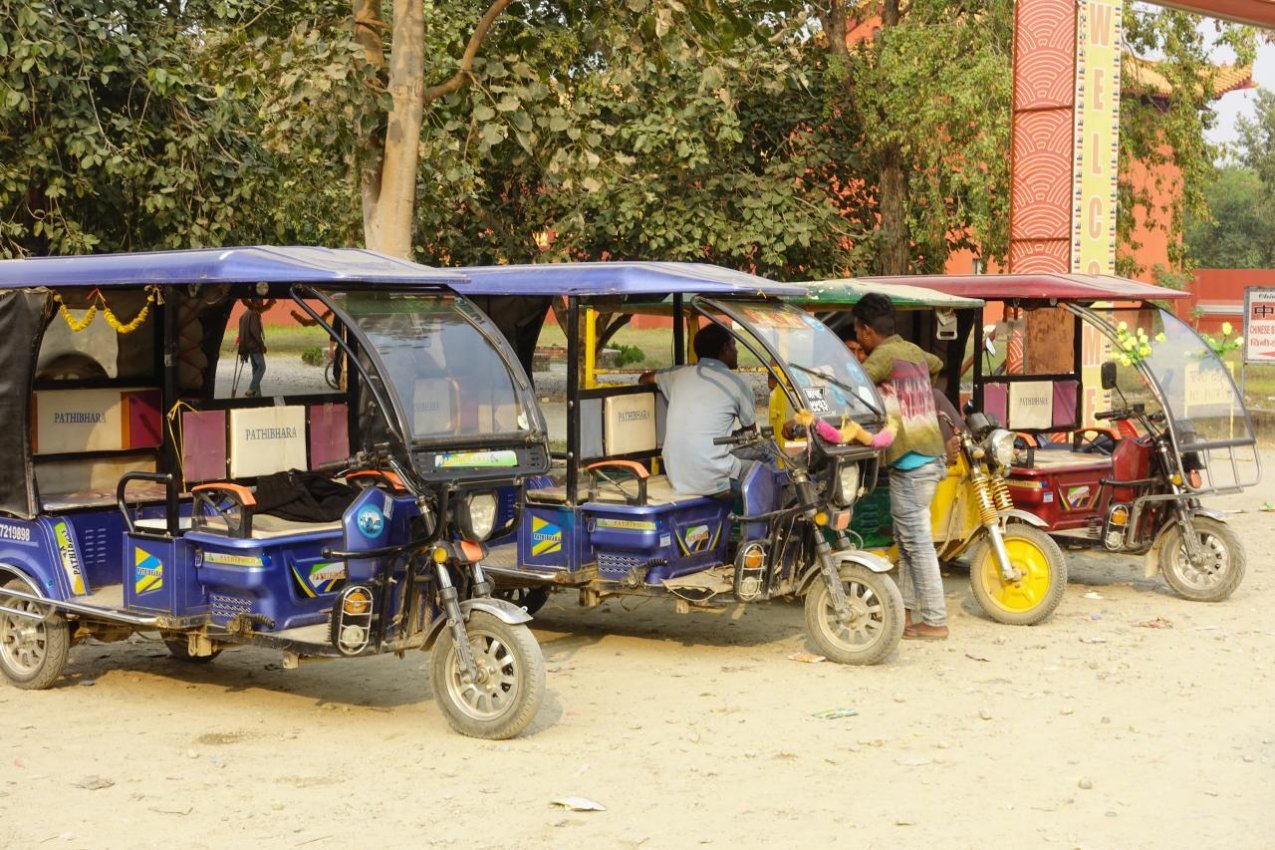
[971,475,999,526]
[989,475,1015,513]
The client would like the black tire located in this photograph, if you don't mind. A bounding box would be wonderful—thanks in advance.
[324,358,340,390]
[164,636,222,663]
[0,577,70,690]
[431,612,545,739]
[803,563,904,666]
[967,524,1068,625]
[493,586,550,616]
[1157,517,1245,602]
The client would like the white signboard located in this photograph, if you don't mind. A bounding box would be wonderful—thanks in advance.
[1008,381,1054,430]
[228,406,307,478]
[1244,287,1275,365]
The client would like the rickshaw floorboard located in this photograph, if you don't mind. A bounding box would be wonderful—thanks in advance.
[484,543,519,569]
[272,623,330,643]
[81,585,125,610]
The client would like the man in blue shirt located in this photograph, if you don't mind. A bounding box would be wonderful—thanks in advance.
[641,324,758,495]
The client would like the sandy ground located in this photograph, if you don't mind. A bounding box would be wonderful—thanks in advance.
[3,467,1274,849]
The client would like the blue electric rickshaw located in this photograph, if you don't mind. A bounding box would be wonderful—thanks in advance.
[0,247,550,738]
[462,262,905,665]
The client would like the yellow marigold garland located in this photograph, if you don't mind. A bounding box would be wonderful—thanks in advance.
[54,287,158,334]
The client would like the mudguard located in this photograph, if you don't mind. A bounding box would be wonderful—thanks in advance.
[999,509,1048,529]
[422,597,534,649]
[798,549,894,595]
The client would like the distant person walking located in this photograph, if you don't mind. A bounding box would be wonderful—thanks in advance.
[238,300,267,397]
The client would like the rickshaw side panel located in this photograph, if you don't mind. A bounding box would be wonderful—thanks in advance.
[589,498,730,583]
[1005,458,1110,532]
[0,516,66,600]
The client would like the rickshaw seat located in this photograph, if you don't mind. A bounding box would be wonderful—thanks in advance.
[1015,450,1112,471]
[526,473,720,507]
[40,479,170,512]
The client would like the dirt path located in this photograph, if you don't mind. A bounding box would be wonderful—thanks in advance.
[2,486,1273,849]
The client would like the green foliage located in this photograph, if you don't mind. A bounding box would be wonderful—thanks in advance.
[826,1,1015,271]
[0,0,291,256]
[301,345,326,366]
[611,344,645,368]
[1184,164,1274,268]
[1117,8,1260,277]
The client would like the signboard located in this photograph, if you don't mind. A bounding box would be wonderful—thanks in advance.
[1009,381,1055,430]
[1243,287,1275,365]
[1071,0,1123,275]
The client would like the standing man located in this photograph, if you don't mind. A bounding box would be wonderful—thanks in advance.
[640,323,758,496]
[238,299,268,398]
[852,293,949,640]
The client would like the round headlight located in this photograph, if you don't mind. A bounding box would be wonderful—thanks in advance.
[988,429,1015,469]
[835,463,861,507]
[462,491,498,541]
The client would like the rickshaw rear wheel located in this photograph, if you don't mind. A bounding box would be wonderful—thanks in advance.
[1158,517,1245,603]
[967,525,1067,626]
[164,636,222,663]
[803,563,904,666]
[0,577,70,690]
[431,612,545,739]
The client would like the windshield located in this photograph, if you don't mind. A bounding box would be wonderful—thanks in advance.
[1091,306,1254,451]
[329,291,533,442]
[713,300,883,423]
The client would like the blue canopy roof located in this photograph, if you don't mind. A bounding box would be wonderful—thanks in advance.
[458,262,803,297]
[0,246,467,289]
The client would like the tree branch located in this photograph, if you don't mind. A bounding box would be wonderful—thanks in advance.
[422,0,510,105]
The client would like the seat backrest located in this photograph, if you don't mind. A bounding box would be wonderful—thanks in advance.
[228,406,308,478]
[602,391,658,456]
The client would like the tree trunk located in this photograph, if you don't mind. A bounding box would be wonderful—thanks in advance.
[362,0,425,258]
[877,144,911,275]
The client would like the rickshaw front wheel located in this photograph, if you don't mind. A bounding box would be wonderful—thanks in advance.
[1158,517,1245,603]
[431,612,545,739]
[0,577,70,690]
[803,563,904,666]
[968,525,1067,626]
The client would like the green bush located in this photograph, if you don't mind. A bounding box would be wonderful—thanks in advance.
[613,345,645,368]
[301,346,325,367]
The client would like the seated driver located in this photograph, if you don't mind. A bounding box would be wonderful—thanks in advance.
[640,324,760,495]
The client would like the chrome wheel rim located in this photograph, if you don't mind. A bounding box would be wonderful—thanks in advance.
[0,595,47,676]
[1171,532,1230,591]
[820,580,885,649]
[445,630,521,721]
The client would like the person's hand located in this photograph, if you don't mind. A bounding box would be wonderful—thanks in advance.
[638,371,655,385]
[945,434,960,465]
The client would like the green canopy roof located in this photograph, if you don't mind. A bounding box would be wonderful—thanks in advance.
[791,278,984,310]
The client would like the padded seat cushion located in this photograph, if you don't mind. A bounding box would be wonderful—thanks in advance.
[527,473,723,507]
[1017,450,1113,470]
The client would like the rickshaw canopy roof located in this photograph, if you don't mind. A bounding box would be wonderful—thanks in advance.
[458,262,804,297]
[793,277,984,309]
[864,273,1188,302]
[0,246,469,289]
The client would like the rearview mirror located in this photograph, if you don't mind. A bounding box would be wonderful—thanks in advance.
[1100,360,1117,390]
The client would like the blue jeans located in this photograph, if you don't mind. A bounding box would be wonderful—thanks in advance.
[888,459,947,626]
[248,352,266,395]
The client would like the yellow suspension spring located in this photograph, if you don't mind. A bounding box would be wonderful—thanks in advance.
[970,474,999,526]
[989,475,1015,513]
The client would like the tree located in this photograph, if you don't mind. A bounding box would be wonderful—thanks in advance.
[1184,165,1271,268]
[812,1,1015,274]
[1117,8,1259,279]
[0,0,287,256]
